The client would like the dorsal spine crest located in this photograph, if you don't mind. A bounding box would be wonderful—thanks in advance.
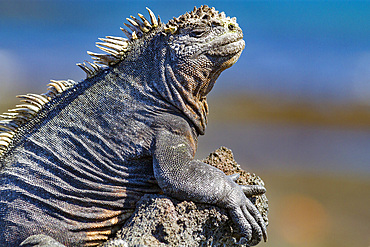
[0,80,75,157]
[0,7,162,158]
[82,7,161,74]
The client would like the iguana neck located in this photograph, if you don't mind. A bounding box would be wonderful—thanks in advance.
[113,33,210,135]
[161,65,209,135]
[153,44,211,136]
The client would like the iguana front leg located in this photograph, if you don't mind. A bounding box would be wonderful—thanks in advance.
[153,128,267,245]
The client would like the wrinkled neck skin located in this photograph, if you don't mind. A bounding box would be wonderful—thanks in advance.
[157,52,214,135]
[113,30,229,135]
[154,33,223,135]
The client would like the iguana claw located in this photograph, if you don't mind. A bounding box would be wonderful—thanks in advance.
[227,173,240,181]
[226,179,267,245]
[241,184,266,197]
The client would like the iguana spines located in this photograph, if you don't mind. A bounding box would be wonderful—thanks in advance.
[166,5,238,33]
[79,7,161,76]
[0,80,76,158]
[82,5,240,77]
[0,7,161,160]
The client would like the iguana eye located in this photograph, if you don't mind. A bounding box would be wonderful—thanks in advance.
[190,29,206,38]
[228,23,236,31]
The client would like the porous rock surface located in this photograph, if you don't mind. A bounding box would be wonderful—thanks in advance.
[102,147,268,247]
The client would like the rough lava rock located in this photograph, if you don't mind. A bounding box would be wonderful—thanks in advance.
[102,147,269,247]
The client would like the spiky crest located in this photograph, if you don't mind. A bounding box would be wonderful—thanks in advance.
[165,5,237,33]
[0,80,76,156]
[0,8,162,158]
[80,7,161,75]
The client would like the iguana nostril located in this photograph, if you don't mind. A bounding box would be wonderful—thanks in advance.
[228,23,236,31]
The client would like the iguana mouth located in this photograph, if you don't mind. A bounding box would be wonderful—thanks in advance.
[206,37,245,57]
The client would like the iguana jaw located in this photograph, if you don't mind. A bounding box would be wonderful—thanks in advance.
[198,36,244,98]
[206,38,245,57]
[215,38,245,72]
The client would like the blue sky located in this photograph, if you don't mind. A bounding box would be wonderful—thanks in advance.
[0,0,369,103]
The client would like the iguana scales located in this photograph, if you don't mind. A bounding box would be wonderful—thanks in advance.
[0,6,267,246]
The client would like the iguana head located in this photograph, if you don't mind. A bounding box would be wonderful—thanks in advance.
[164,6,245,96]
[161,6,245,134]
[82,6,245,135]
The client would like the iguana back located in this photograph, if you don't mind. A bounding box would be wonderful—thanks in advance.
[0,70,166,245]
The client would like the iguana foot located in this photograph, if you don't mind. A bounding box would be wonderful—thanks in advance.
[226,175,267,246]
[20,234,65,247]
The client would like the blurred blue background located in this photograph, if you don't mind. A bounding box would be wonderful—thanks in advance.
[0,1,369,246]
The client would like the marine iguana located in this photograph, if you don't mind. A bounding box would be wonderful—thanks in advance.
[0,6,267,246]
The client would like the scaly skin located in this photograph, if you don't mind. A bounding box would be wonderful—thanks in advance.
[0,6,266,246]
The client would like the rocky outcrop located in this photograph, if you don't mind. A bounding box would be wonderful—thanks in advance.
[102,147,269,247]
